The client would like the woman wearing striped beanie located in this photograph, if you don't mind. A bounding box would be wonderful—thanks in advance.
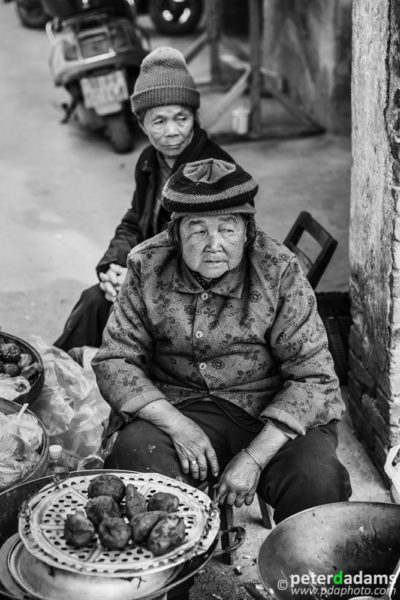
[94,158,351,599]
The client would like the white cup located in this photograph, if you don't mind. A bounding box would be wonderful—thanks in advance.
[232,106,251,134]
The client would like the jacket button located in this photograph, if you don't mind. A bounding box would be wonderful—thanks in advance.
[195,331,204,339]
[199,362,207,371]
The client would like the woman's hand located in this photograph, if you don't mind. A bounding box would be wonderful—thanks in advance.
[215,423,291,507]
[216,451,261,507]
[99,264,127,302]
[168,416,219,481]
[135,399,219,482]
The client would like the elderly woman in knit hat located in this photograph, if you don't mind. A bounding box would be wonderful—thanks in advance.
[93,158,351,525]
[54,46,233,352]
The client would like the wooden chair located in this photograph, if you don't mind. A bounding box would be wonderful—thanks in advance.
[217,211,338,564]
[283,210,338,289]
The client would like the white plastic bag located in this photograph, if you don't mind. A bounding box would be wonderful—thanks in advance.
[0,405,43,488]
[29,337,110,465]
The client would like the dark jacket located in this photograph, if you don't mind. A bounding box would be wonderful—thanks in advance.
[96,125,234,275]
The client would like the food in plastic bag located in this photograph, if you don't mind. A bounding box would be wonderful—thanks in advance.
[0,374,31,401]
[0,407,43,489]
[0,338,43,383]
[29,337,110,465]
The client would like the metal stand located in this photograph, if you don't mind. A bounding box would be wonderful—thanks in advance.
[184,0,324,142]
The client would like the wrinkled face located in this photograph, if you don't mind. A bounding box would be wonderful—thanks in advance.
[141,105,195,160]
[179,214,247,279]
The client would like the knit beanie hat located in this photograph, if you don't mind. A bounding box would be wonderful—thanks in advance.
[131,46,200,115]
[162,158,258,218]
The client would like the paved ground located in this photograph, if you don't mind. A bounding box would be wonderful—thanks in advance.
[0,4,392,599]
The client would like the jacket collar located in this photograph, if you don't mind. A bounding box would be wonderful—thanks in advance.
[139,124,208,175]
[172,255,246,298]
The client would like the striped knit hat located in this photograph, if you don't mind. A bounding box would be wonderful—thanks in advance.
[162,159,258,218]
[131,46,200,115]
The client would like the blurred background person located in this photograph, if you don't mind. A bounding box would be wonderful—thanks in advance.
[54,46,234,352]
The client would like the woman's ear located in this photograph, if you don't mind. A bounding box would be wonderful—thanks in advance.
[138,120,147,135]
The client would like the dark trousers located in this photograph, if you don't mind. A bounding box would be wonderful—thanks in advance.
[54,284,112,352]
[105,400,352,525]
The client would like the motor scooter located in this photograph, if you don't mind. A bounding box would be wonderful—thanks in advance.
[43,0,149,153]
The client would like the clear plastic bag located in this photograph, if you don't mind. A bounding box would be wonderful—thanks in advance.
[0,405,43,488]
[29,337,110,466]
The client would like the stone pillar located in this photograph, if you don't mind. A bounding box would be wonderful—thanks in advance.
[349,0,400,477]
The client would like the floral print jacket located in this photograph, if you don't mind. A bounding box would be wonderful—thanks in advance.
[92,230,344,435]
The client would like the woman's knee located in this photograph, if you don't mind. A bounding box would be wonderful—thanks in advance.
[79,284,108,310]
[104,420,185,480]
[258,423,352,522]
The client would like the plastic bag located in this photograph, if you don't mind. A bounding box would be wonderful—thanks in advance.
[0,406,43,488]
[29,337,110,466]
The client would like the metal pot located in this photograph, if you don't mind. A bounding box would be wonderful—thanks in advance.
[0,473,245,600]
[257,501,400,600]
[5,535,182,600]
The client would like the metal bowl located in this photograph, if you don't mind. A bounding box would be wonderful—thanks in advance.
[257,502,400,600]
[7,535,181,600]
[0,398,49,493]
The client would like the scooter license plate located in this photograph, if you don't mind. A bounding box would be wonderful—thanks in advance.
[81,71,129,110]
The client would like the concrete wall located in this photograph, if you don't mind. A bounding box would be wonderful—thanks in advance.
[263,0,352,134]
[349,0,400,476]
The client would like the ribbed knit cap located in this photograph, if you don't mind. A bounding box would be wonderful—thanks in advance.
[162,159,258,218]
[131,46,200,115]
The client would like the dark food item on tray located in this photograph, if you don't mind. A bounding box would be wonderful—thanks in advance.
[18,353,33,370]
[87,473,126,503]
[98,517,131,550]
[0,343,21,363]
[147,514,186,556]
[64,509,96,548]
[2,363,20,376]
[61,476,187,556]
[130,510,168,544]
[20,363,41,380]
[0,335,43,402]
[125,483,147,520]
[147,491,180,513]
[85,495,121,527]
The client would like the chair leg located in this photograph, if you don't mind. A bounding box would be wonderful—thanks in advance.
[257,495,274,529]
[219,503,237,565]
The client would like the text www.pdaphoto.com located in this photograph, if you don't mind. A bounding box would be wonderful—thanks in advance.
[276,571,397,597]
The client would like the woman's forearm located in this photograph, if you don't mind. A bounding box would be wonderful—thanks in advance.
[245,422,291,470]
[136,398,188,435]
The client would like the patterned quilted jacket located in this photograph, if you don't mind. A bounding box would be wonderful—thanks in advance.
[92,229,344,435]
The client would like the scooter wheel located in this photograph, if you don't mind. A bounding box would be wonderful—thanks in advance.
[106,114,134,154]
[149,0,203,35]
[15,0,49,28]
